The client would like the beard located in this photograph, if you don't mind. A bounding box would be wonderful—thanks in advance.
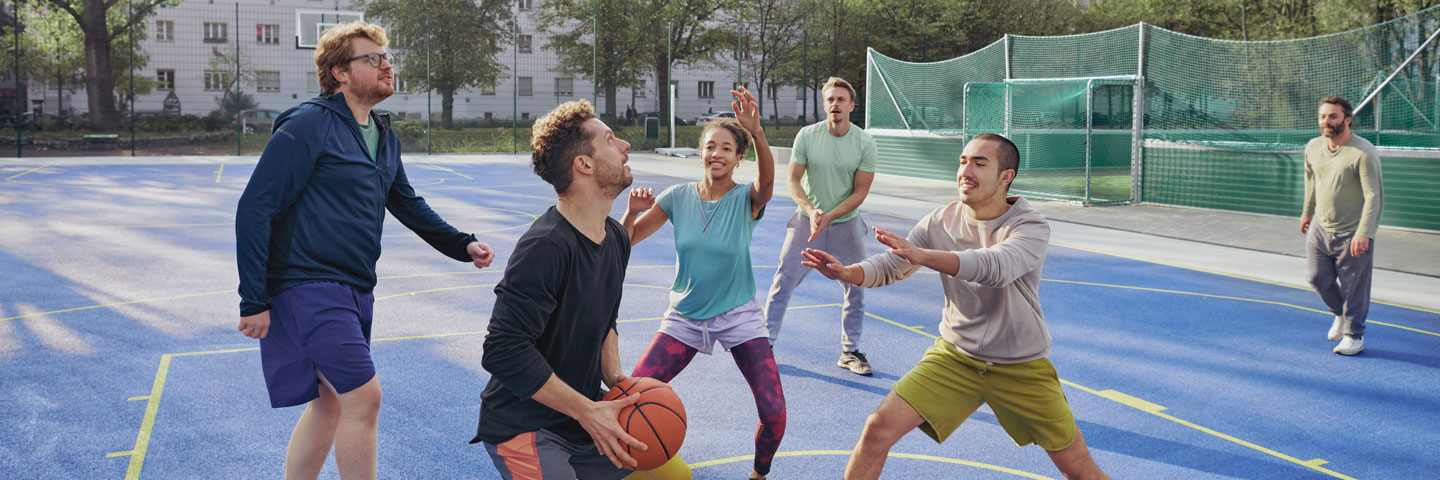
[351,75,395,105]
[596,158,633,198]
[1321,120,1347,138]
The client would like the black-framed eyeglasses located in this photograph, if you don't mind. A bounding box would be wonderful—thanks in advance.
[348,52,396,68]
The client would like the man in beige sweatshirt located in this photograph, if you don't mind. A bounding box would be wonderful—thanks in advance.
[801,133,1108,480]
[1302,96,1383,356]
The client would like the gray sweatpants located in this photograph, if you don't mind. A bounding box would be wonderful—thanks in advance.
[764,210,869,352]
[1306,222,1374,338]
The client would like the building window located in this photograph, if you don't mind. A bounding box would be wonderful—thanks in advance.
[203,22,228,43]
[518,35,532,54]
[256,24,280,45]
[393,75,409,93]
[518,0,533,9]
[481,84,495,95]
[256,71,280,92]
[156,69,175,90]
[698,81,714,99]
[518,77,532,96]
[203,70,231,91]
[484,112,493,121]
[156,21,174,42]
[305,71,320,94]
[633,82,645,98]
[555,77,573,97]
[521,112,530,120]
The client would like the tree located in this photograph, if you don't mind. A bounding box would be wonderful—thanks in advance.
[736,0,806,123]
[541,0,735,120]
[43,0,176,131]
[536,0,650,119]
[365,0,512,129]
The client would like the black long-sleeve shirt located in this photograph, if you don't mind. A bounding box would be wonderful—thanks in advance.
[473,207,630,445]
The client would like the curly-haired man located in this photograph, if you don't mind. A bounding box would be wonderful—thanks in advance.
[472,100,650,479]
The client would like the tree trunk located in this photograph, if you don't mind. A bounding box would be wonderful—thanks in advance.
[440,87,454,129]
[80,0,119,131]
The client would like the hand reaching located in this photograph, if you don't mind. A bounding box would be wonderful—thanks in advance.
[628,187,655,213]
[800,248,847,281]
[874,227,923,265]
[731,86,761,134]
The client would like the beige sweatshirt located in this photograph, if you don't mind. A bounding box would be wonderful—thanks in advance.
[1303,135,1383,238]
[858,196,1052,364]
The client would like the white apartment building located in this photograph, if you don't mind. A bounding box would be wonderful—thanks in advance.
[32,0,814,125]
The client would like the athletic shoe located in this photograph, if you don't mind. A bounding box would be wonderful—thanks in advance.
[837,351,873,376]
[1328,316,1344,341]
[1334,336,1364,355]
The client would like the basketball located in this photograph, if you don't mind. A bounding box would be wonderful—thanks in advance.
[602,376,687,471]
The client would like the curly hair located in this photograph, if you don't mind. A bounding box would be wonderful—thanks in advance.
[699,118,753,159]
[314,21,389,94]
[531,100,598,194]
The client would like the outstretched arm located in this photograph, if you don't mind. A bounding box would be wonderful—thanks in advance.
[623,187,668,246]
[732,86,774,218]
[800,248,865,285]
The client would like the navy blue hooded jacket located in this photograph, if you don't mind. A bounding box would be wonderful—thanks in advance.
[235,92,476,316]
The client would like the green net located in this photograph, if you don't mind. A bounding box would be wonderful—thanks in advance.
[868,6,1440,231]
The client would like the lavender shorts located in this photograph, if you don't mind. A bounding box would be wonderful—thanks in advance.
[658,298,768,355]
[260,281,375,408]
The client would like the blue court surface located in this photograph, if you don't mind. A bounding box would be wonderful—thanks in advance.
[1,157,1436,479]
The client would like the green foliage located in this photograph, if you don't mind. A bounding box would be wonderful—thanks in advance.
[216,91,260,116]
[365,0,513,128]
[391,119,428,143]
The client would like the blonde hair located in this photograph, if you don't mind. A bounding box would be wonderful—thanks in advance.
[531,100,598,194]
[314,21,389,94]
[822,76,856,101]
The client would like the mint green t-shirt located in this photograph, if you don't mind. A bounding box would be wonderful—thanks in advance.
[656,182,764,320]
[356,119,379,163]
[791,121,878,224]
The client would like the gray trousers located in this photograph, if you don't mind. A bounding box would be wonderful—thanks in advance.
[765,210,868,352]
[1306,222,1373,338]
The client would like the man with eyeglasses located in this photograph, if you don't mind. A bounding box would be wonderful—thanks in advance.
[235,21,494,479]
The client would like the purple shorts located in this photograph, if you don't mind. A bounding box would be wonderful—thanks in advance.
[261,281,375,408]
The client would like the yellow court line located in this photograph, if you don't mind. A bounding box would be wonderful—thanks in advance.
[0,289,237,323]
[862,308,1355,479]
[5,163,49,181]
[423,162,474,180]
[1050,241,1440,316]
[689,450,1052,479]
[1042,278,1440,338]
[213,163,224,183]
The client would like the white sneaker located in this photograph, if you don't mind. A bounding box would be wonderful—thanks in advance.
[1334,336,1364,355]
[1328,316,1344,341]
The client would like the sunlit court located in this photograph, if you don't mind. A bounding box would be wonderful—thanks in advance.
[1,155,1436,479]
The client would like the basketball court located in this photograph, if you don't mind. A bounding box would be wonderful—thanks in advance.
[2,153,1437,479]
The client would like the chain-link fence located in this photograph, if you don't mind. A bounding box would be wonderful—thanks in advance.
[1,0,867,158]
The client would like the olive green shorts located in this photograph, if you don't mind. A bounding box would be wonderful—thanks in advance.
[893,337,1076,451]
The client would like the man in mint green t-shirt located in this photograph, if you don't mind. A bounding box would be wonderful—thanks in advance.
[1302,96,1383,356]
[763,76,879,376]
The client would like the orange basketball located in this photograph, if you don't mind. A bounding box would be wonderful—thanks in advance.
[601,376,687,471]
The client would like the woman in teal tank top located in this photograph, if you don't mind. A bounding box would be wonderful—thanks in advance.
[621,86,785,480]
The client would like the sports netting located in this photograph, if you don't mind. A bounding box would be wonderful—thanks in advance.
[867,6,1440,231]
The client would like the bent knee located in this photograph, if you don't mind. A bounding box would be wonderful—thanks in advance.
[338,377,383,416]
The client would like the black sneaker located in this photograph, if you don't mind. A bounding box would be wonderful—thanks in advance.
[837,351,873,376]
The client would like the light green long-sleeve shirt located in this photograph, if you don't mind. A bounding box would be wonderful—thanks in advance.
[857,197,1052,364]
[1302,135,1383,238]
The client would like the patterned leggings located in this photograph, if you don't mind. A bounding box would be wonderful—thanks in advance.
[631,333,787,476]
